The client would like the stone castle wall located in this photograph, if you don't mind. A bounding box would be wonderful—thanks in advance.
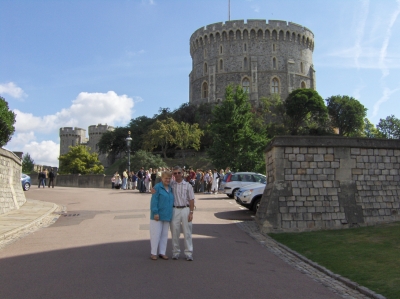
[256,136,400,233]
[189,19,315,105]
[0,148,26,215]
[59,124,114,168]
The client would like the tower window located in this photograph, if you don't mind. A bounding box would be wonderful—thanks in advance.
[219,59,223,71]
[273,44,276,52]
[244,43,247,52]
[301,62,304,73]
[202,82,208,98]
[220,45,223,54]
[273,57,277,69]
[271,78,279,94]
[244,57,248,70]
[204,48,207,58]
[301,81,306,88]
[242,78,250,93]
[204,62,208,75]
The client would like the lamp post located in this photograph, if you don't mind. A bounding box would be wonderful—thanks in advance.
[125,131,132,174]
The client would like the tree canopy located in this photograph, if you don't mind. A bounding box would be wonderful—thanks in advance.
[208,85,267,173]
[326,95,367,136]
[59,145,104,174]
[285,89,328,135]
[0,96,16,147]
[22,153,35,173]
[377,115,400,139]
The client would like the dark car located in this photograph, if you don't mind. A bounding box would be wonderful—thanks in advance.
[21,173,31,191]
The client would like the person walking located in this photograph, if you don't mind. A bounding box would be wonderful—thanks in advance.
[149,171,174,260]
[48,168,55,188]
[211,169,220,194]
[170,166,195,261]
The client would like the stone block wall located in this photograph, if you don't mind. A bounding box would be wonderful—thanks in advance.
[256,136,400,233]
[0,148,26,215]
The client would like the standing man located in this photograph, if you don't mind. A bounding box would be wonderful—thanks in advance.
[137,167,145,193]
[171,166,195,261]
[153,166,195,260]
[122,169,128,190]
[48,168,55,188]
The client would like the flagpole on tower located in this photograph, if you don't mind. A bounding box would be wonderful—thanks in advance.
[228,0,230,21]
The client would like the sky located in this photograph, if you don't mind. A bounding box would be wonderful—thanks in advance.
[1,0,400,167]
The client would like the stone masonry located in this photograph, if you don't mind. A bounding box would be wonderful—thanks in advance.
[256,136,400,233]
[0,148,26,215]
[189,19,316,105]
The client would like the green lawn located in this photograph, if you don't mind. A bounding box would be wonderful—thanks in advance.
[269,222,400,299]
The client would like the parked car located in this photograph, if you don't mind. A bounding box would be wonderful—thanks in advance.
[220,172,266,198]
[21,173,31,191]
[236,182,266,212]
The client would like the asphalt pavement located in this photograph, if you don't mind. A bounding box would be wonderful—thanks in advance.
[0,187,373,299]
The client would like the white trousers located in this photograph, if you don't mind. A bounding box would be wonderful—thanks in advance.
[150,220,170,255]
[170,207,193,256]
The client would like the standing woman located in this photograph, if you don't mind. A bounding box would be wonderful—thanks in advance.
[150,171,174,260]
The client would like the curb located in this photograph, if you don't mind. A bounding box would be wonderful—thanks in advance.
[274,241,386,299]
[237,221,386,299]
[0,201,59,242]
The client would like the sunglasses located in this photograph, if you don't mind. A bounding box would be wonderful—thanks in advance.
[173,172,181,175]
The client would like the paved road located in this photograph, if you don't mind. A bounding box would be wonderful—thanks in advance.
[0,187,344,299]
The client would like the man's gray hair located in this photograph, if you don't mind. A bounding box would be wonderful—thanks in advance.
[173,166,182,171]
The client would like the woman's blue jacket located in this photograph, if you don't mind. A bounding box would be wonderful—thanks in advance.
[150,182,174,221]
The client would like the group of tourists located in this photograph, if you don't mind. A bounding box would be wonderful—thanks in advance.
[111,167,231,194]
[38,168,56,188]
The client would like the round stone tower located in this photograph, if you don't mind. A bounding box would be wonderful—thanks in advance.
[87,124,115,167]
[189,19,316,105]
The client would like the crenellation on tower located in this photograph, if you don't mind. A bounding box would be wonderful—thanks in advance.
[59,124,114,168]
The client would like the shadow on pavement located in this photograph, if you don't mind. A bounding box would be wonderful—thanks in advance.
[0,223,341,299]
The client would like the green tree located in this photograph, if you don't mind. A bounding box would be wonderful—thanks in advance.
[326,95,367,136]
[175,122,204,165]
[258,94,290,138]
[363,118,383,138]
[208,85,267,173]
[22,153,35,173]
[377,115,400,139]
[0,96,16,147]
[285,89,328,135]
[97,127,130,163]
[128,150,167,172]
[59,145,104,174]
[143,117,178,158]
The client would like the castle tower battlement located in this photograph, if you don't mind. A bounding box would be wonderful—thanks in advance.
[59,124,114,168]
[189,19,316,105]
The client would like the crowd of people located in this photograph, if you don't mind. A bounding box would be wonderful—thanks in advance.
[111,167,231,194]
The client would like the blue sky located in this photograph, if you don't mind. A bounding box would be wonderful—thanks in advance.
[1,0,400,166]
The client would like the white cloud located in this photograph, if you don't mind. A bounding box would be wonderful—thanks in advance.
[14,91,135,134]
[379,0,400,78]
[251,5,260,13]
[372,87,400,118]
[23,140,60,167]
[353,0,369,69]
[0,82,27,99]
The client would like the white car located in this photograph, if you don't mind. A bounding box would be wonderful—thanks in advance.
[220,172,266,198]
[235,182,266,212]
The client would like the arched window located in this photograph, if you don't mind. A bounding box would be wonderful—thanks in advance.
[273,57,277,69]
[300,62,304,73]
[219,59,223,71]
[244,57,248,70]
[242,78,250,93]
[301,81,306,88]
[273,44,276,52]
[204,63,208,75]
[202,82,208,98]
[271,78,279,94]
[220,45,223,54]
